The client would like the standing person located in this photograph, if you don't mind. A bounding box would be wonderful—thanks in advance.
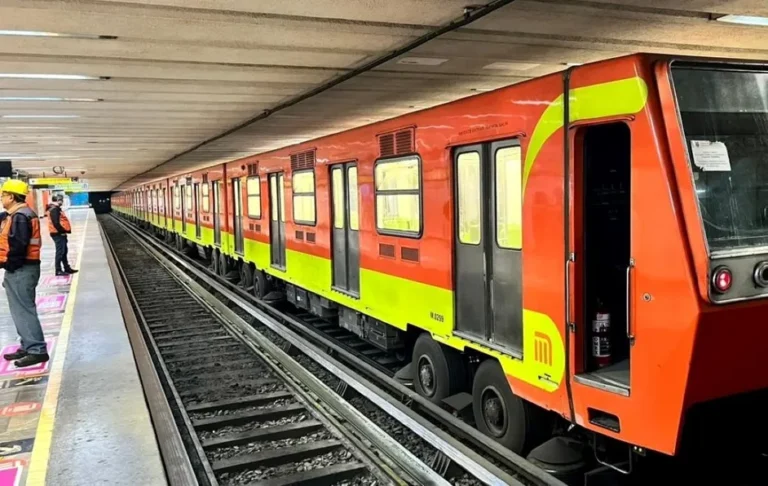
[46,194,78,276]
[0,180,49,367]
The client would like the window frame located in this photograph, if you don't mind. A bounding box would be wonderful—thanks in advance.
[493,143,523,251]
[456,151,482,246]
[291,169,317,226]
[373,155,423,238]
[246,176,262,220]
[173,185,180,210]
[201,182,210,213]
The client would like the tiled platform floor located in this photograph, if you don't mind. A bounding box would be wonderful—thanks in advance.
[0,209,166,485]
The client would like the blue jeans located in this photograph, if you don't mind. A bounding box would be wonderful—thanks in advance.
[3,264,46,354]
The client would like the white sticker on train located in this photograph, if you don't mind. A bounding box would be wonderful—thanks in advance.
[691,140,731,172]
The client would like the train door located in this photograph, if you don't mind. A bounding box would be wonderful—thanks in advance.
[162,187,168,228]
[330,163,360,296]
[193,183,201,239]
[453,139,523,356]
[232,177,244,254]
[268,172,286,269]
[212,180,221,247]
[572,122,632,395]
[180,185,187,233]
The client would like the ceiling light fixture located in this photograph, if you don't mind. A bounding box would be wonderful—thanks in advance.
[0,74,107,80]
[1,115,80,119]
[0,97,103,102]
[0,30,118,40]
[0,126,65,129]
[715,14,768,26]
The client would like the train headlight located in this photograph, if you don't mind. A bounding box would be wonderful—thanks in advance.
[754,261,768,288]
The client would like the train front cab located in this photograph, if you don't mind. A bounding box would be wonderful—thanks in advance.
[546,56,768,467]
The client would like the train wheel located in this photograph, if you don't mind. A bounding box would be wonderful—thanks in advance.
[217,252,229,278]
[472,359,548,454]
[240,263,254,290]
[211,249,220,274]
[412,333,466,405]
[252,269,270,299]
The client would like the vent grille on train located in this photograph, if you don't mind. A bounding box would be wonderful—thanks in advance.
[247,163,259,176]
[290,150,316,171]
[378,128,414,157]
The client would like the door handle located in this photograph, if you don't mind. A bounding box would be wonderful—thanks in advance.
[566,253,575,332]
[626,258,635,346]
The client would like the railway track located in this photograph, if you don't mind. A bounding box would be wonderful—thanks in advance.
[103,213,567,486]
[102,218,451,486]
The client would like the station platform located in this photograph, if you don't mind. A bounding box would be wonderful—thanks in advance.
[0,209,166,485]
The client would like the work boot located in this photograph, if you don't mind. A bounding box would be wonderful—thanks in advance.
[3,350,27,361]
[14,353,49,368]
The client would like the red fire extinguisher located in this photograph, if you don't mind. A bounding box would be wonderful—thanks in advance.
[592,300,612,368]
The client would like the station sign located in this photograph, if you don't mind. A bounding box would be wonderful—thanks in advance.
[52,182,89,192]
[28,177,72,185]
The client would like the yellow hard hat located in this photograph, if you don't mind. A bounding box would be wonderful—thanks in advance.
[1,179,28,196]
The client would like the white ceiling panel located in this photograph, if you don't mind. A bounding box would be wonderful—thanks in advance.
[0,0,766,191]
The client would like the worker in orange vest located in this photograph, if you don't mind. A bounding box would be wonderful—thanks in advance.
[46,194,77,276]
[0,180,49,368]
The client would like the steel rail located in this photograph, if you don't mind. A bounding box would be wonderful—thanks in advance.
[117,214,567,486]
[102,220,218,485]
[109,214,566,486]
[105,216,451,486]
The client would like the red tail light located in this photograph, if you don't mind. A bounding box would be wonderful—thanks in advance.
[712,266,733,293]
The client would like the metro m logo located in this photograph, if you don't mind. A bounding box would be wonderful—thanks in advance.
[534,331,552,367]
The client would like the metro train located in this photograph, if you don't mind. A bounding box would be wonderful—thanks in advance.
[113,53,768,472]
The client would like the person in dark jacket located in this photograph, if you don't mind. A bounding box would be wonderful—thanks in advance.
[0,179,49,368]
[46,194,77,276]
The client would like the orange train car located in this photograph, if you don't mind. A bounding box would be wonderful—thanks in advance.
[114,53,768,468]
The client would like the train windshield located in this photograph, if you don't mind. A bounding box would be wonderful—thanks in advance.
[672,65,768,253]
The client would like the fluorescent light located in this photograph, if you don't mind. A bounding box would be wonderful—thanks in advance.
[0,97,103,102]
[0,30,62,37]
[0,126,64,129]
[397,57,449,66]
[0,74,102,80]
[1,115,80,119]
[716,14,768,26]
[0,30,117,40]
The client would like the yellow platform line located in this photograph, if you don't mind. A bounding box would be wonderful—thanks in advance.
[25,213,89,486]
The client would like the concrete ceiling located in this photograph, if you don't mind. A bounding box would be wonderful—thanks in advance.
[1,0,768,191]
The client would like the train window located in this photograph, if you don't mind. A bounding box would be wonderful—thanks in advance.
[495,146,523,249]
[332,168,344,229]
[173,186,180,209]
[457,152,481,244]
[201,183,210,213]
[246,176,261,219]
[279,173,286,223]
[270,176,278,221]
[374,156,421,236]
[292,170,316,225]
[348,166,359,231]
[185,185,192,212]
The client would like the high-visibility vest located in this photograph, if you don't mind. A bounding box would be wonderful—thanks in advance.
[46,207,72,235]
[0,205,41,264]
